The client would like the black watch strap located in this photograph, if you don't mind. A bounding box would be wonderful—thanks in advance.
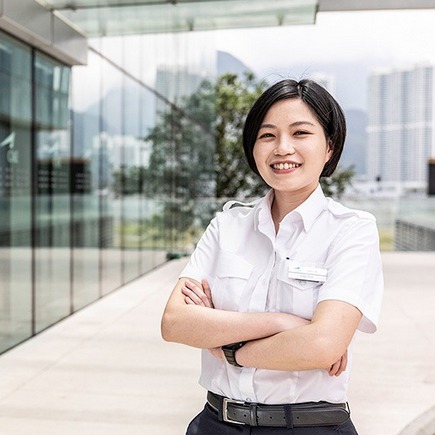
[222,342,246,367]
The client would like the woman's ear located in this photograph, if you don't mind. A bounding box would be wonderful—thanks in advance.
[325,139,333,163]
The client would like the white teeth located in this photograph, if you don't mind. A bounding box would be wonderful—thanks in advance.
[272,163,300,170]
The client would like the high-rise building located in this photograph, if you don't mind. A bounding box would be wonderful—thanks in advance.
[367,64,435,186]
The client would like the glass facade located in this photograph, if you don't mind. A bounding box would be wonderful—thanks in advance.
[0,33,32,352]
[0,28,216,353]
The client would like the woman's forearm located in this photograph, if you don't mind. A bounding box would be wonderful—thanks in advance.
[161,279,309,348]
[236,300,361,371]
[235,324,332,371]
[162,305,308,349]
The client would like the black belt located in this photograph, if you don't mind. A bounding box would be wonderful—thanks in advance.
[207,391,350,428]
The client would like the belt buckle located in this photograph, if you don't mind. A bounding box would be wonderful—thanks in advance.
[222,398,246,425]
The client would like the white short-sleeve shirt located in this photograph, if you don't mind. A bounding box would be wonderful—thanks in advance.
[180,185,383,405]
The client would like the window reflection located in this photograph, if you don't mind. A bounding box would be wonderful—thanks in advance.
[0,29,216,353]
[100,61,123,295]
[0,33,32,351]
[71,51,101,310]
[34,53,71,332]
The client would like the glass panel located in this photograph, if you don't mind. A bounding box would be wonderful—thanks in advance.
[139,87,160,272]
[0,31,32,352]
[100,55,123,295]
[71,50,101,310]
[34,52,72,332]
[122,75,141,283]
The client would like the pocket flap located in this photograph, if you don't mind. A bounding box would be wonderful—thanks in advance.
[215,251,253,279]
[286,278,321,291]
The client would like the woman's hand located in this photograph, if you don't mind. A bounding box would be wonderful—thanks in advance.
[181,280,225,359]
[328,349,348,377]
[182,279,214,308]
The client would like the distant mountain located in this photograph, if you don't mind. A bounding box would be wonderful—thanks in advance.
[77,85,157,137]
[258,62,368,112]
[217,51,253,76]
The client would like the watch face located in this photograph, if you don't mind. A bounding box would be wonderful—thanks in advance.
[223,342,245,351]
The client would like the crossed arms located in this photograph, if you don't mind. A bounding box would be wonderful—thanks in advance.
[161,277,362,375]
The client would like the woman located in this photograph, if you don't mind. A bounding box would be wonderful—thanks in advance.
[161,79,383,434]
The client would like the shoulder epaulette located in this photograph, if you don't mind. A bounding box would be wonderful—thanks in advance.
[327,199,376,221]
[223,199,257,212]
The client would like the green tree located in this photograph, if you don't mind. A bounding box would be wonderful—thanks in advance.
[140,73,355,247]
[142,72,354,201]
[140,82,217,249]
[214,72,268,198]
[142,72,268,200]
[143,97,215,200]
[112,165,147,196]
[320,165,355,199]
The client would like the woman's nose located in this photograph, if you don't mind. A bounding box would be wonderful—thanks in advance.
[274,138,296,156]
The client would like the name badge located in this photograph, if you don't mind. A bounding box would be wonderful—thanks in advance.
[287,261,328,283]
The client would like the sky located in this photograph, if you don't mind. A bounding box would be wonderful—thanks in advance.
[214,9,435,110]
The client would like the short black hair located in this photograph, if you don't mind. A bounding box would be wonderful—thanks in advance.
[242,79,346,178]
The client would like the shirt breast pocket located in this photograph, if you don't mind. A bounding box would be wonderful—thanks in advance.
[276,265,323,319]
[212,251,253,310]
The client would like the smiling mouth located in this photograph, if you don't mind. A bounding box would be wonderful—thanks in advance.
[271,162,302,170]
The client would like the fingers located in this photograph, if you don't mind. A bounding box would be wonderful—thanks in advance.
[202,279,214,308]
[337,350,348,375]
[184,296,196,305]
[329,358,341,376]
[328,350,348,377]
[181,280,213,308]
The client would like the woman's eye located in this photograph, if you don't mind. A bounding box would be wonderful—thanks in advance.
[258,133,274,139]
[294,130,309,136]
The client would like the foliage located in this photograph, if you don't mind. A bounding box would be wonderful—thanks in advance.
[133,72,269,200]
[320,165,355,199]
[112,165,147,196]
[214,73,268,198]
[142,87,216,199]
[112,73,355,250]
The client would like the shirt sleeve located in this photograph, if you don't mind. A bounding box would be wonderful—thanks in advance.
[179,215,219,284]
[317,217,384,333]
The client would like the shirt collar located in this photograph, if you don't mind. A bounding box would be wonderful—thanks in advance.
[294,184,327,232]
[255,185,327,233]
[255,189,274,232]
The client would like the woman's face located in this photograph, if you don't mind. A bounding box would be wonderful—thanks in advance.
[253,98,332,195]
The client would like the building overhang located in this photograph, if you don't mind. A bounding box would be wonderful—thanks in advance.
[0,0,87,65]
[36,0,435,40]
[3,0,435,66]
[36,0,318,37]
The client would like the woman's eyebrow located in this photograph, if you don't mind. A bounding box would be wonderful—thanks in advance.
[289,121,315,127]
[259,121,316,130]
[258,123,276,130]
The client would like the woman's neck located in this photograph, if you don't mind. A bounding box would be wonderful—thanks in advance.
[271,186,317,232]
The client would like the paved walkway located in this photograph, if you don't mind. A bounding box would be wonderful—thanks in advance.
[0,252,433,435]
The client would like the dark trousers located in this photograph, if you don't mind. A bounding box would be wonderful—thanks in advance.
[186,404,358,435]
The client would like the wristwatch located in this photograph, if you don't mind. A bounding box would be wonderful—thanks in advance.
[222,342,246,367]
